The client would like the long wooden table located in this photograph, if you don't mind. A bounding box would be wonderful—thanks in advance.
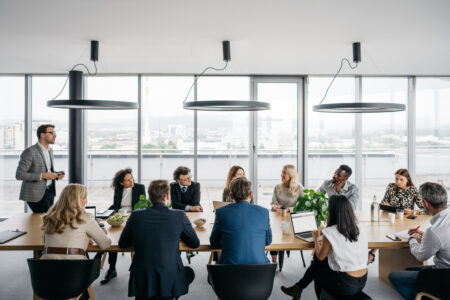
[0,210,431,286]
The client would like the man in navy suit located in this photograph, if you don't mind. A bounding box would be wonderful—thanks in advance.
[210,176,272,264]
[119,180,200,300]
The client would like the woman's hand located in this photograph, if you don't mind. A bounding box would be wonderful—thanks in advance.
[312,229,321,241]
[88,238,94,245]
[275,202,281,213]
[404,208,413,215]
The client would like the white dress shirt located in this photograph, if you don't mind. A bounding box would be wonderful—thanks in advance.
[121,187,133,210]
[38,142,52,186]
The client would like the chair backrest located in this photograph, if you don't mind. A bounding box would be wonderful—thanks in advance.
[415,268,450,299]
[27,258,101,300]
[207,263,277,300]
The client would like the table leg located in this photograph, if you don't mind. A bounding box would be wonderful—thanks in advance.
[279,251,285,272]
[379,248,422,285]
[33,250,43,300]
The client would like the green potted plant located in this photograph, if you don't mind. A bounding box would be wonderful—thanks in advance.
[293,189,328,226]
[133,194,152,210]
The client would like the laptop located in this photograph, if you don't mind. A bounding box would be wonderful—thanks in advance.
[379,203,399,213]
[96,209,115,219]
[290,211,318,242]
[212,201,230,212]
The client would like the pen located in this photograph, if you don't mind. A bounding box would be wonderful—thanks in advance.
[414,225,420,231]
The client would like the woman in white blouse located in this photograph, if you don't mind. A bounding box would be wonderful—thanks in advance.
[41,184,111,260]
[281,195,368,299]
[270,165,304,264]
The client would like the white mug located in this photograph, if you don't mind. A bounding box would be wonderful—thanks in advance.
[119,208,128,216]
[281,221,291,234]
[389,213,396,224]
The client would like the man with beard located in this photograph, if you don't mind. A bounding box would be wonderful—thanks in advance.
[318,165,359,209]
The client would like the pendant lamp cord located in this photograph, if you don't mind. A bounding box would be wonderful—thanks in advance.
[318,58,358,105]
[50,61,98,101]
[183,61,229,103]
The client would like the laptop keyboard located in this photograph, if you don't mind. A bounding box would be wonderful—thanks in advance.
[297,232,313,238]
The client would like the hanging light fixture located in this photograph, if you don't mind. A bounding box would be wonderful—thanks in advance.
[47,40,138,110]
[183,41,270,111]
[313,42,406,113]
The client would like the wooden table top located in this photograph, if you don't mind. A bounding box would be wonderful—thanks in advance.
[0,210,431,252]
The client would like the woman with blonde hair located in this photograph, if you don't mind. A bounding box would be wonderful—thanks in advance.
[270,164,305,263]
[41,184,111,260]
[223,165,253,203]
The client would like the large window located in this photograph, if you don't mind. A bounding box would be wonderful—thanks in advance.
[86,76,138,209]
[307,77,356,191]
[362,78,408,208]
[141,76,194,186]
[197,76,250,209]
[256,80,300,208]
[0,77,24,216]
[416,78,450,192]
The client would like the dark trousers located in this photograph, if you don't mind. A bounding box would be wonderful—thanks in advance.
[93,252,118,269]
[138,267,194,300]
[388,265,435,300]
[27,187,54,213]
[298,255,367,298]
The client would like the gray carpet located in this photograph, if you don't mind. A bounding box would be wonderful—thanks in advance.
[0,250,403,299]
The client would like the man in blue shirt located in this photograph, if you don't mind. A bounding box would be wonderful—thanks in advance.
[210,176,272,264]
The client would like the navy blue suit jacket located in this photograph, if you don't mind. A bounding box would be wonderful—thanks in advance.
[118,202,200,298]
[210,201,272,264]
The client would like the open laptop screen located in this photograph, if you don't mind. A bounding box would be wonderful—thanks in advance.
[290,211,317,234]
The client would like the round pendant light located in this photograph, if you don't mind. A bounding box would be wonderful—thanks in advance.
[47,41,138,110]
[184,100,270,111]
[182,41,270,112]
[313,102,406,113]
[315,42,406,113]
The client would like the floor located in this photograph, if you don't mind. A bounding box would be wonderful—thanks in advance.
[0,250,403,300]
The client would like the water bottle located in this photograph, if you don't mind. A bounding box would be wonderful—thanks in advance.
[371,195,379,222]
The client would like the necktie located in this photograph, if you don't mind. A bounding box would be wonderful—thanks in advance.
[181,186,187,193]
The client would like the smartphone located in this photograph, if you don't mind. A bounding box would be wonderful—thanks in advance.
[386,234,401,241]
[406,215,417,219]
[98,223,105,228]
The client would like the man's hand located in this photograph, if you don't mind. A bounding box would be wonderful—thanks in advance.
[412,232,423,243]
[334,180,345,193]
[42,172,57,180]
[408,228,424,236]
[56,171,65,180]
[189,206,203,212]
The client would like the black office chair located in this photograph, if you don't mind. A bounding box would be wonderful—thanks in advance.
[27,258,101,300]
[414,268,450,300]
[320,289,372,300]
[207,263,277,300]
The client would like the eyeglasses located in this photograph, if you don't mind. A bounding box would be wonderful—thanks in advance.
[179,177,191,182]
[45,131,56,136]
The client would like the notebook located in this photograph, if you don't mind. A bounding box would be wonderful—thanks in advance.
[395,230,411,240]
[0,230,27,244]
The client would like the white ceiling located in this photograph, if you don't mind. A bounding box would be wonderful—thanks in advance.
[1,0,449,75]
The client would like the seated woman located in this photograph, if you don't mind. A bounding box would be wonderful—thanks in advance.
[223,165,253,203]
[381,168,424,215]
[41,184,112,260]
[270,164,304,263]
[281,195,368,299]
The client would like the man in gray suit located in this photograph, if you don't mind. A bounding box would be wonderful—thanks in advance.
[15,124,65,213]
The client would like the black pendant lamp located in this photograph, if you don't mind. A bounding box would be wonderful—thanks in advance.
[47,41,138,110]
[183,41,270,111]
[313,42,406,113]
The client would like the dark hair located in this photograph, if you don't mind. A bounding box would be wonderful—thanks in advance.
[419,182,448,209]
[111,168,133,190]
[173,166,191,181]
[149,180,170,204]
[230,177,252,202]
[36,124,55,140]
[327,195,359,242]
[225,165,245,193]
[339,164,352,177]
[394,169,414,194]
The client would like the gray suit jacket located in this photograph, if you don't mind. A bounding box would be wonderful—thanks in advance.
[15,143,55,202]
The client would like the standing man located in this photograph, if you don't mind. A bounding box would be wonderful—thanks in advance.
[318,164,359,209]
[170,166,203,212]
[119,180,200,299]
[15,124,65,213]
[389,182,449,300]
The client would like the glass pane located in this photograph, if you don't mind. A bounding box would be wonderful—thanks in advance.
[0,77,24,216]
[362,78,408,209]
[32,76,69,203]
[256,82,298,209]
[416,78,450,196]
[86,76,138,209]
[197,76,250,210]
[141,76,194,186]
[307,77,356,195]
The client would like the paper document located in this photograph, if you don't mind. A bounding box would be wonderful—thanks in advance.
[395,230,411,240]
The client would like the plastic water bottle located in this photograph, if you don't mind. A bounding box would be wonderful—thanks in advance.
[371,195,379,222]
